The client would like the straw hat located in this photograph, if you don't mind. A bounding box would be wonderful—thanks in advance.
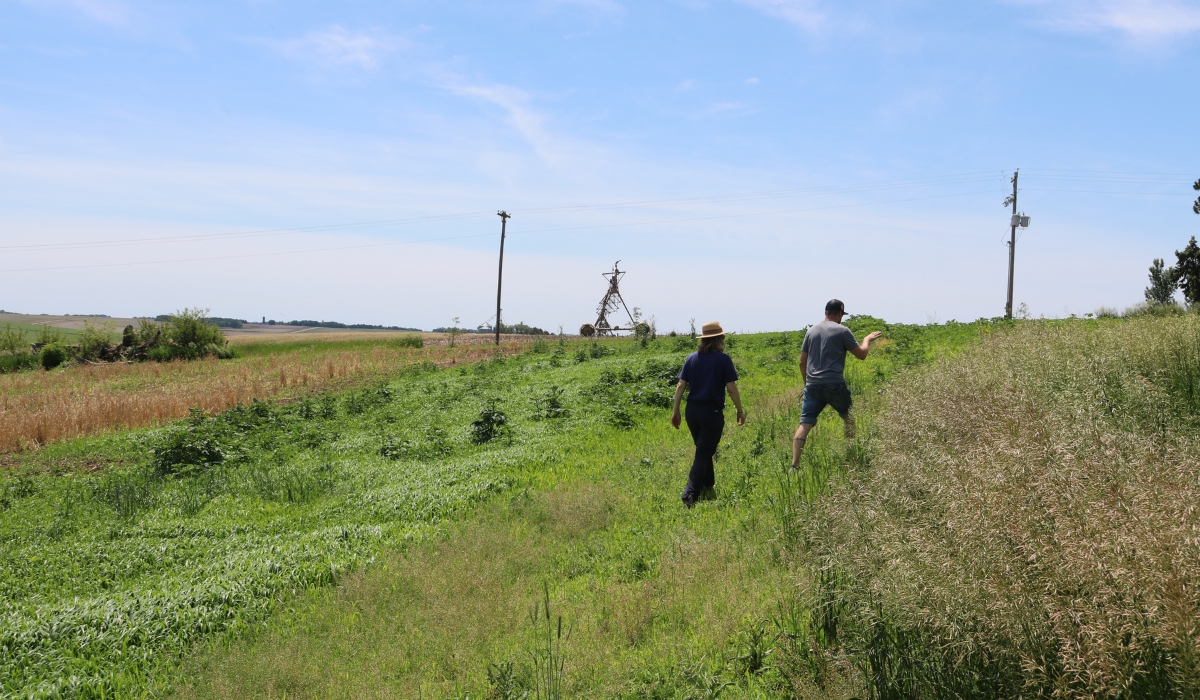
[699,321,725,338]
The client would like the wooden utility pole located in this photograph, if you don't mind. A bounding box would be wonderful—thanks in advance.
[495,210,510,346]
[1005,171,1019,319]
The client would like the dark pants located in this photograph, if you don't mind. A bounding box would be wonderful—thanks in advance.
[683,401,725,503]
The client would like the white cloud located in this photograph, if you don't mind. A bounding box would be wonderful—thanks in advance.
[1014,0,1200,40]
[274,26,403,70]
[732,0,825,31]
[438,77,561,163]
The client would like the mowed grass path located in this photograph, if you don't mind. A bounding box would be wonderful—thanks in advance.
[1,323,988,699]
[167,322,989,699]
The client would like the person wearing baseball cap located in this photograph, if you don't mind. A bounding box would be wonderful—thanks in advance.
[792,300,882,469]
[670,320,746,508]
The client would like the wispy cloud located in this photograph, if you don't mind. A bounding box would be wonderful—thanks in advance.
[437,76,561,162]
[273,26,404,70]
[20,0,132,27]
[1014,0,1200,40]
[732,0,825,31]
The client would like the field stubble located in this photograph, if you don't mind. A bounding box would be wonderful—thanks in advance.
[0,336,530,453]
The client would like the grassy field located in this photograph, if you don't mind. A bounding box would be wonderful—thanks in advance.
[0,320,994,699]
[803,315,1200,698]
[8,316,1192,699]
[0,334,531,453]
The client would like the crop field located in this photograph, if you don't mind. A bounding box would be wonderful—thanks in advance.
[0,334,531,453]
[2,316,1194,699]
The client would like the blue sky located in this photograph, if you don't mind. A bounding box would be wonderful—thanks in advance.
[1,0,1198,331]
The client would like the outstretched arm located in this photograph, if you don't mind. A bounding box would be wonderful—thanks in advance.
[849,331,882,360]
[670,381,687,429]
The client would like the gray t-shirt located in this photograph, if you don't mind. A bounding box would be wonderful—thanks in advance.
[801,320,858,385]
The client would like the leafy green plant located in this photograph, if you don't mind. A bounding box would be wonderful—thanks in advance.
[39,343,67,370]
[0,324,26,355]
[156,307,230,360]
[396,334,424,349]
[532,386,567,420]
[486,660,531,700]
[34,324,63,345]
[77,320,116,361]
[151,409,226,476]
[472,399,510,444]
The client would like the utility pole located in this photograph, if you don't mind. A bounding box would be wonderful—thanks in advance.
[494,210,510,346]
[1004,170,1019,320]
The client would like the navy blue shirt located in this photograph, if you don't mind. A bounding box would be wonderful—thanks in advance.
[679,351,739,405]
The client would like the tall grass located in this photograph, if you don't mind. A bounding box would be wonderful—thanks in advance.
[0,340,531,452]
[806,316,1200,698]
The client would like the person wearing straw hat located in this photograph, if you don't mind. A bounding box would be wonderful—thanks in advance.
[791,299,881,468]
[671,320,745,508]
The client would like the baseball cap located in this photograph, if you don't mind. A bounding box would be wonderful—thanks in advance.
[825,299,846,314]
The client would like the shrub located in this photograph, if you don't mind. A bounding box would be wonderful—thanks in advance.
[34,325,63,345]
[77,320,116,361]
[156,308,230,361]
[533,386,567,420]
[151,410,225,476]
[395,334,424,349]
[0,324,26,355]
[471,399,509,444]
[40,343,67,370]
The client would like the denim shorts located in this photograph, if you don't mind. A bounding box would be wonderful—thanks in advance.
[800,383,852,425]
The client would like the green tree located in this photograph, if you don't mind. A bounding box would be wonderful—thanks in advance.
[1193,177,1199,215]
[1145,258,1178,305]
[160,308,229,359]
[1175,236,1200,305]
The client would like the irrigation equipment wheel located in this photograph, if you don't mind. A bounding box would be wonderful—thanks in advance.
[579,323,596,337]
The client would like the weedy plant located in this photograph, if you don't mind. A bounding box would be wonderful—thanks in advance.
[472,399,510,444]
[532,386,568,420]
[527,582,569,700]
[0,323,26,355]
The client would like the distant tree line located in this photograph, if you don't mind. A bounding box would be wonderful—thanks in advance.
[287,320,422,331]
[157,314,246,329]
[155,316,423,331]
[431,321,551,335]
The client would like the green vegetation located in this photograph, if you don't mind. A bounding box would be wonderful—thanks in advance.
[805,316,1200,698]
[151,308,233,361]
[7,315,1190,699]
[0,309,233,374]
[38,343,67,370]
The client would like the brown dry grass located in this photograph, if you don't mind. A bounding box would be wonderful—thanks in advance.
[808,317,1200,697]
[0,339,530,453]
